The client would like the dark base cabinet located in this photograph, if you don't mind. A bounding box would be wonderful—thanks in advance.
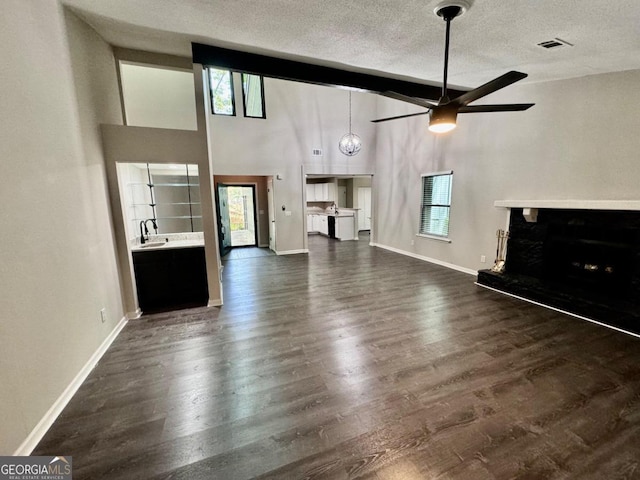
[133,247,208,313]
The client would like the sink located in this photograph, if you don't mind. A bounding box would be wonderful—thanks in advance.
[139,241,166,249]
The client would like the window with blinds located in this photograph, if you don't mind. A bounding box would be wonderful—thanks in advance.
[241,73,266,118]
[420,171,453,237]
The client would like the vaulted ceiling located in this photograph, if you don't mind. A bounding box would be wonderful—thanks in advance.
[64,0,640,89]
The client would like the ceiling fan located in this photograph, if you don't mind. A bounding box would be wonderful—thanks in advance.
[372,0,534,133]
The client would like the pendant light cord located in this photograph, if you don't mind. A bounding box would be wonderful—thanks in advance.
[348,91,352,134]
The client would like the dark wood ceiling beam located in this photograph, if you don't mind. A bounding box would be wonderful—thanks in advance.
[192,43,467,101]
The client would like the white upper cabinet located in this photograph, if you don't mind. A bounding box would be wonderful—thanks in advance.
[307,182,334,202]
[306,184,316,202]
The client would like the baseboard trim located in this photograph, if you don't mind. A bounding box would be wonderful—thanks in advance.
[475,282,640,340]
[13,316,129,456]
[258,243,269,248]
[276,249,309,255]
[208,298,223,307]
[126,308,141,320]
[371,242,476,276]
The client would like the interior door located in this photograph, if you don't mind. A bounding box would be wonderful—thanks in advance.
[358,187,372,231]
[215,184,232,256]
[267,178,276,252]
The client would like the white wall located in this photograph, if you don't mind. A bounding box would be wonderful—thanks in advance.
[208,76,377,252]
[0,2,124,454]
[0,3,212,454]
[374,69,640,272]
[120,62,197,130]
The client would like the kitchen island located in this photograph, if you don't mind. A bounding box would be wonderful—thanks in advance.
[307,209,359,241]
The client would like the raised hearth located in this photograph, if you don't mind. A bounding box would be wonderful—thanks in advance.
[478,208,640,334]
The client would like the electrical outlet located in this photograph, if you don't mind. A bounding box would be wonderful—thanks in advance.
[480,255,486,263]
[411,239,415,246]
[100,308,107,323]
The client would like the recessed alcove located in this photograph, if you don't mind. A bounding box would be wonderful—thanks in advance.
[478,205,640,335]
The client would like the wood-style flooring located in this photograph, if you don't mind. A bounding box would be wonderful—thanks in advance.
[34,234,640,479]
[224,246,275,260]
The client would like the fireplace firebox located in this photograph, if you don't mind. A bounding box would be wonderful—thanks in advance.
[477,208,640,334]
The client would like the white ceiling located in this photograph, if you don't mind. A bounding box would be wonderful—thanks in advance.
[64,0,640,89]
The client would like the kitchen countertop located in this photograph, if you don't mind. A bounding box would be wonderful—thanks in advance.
[131,239,205,252]
[308,211,358,217]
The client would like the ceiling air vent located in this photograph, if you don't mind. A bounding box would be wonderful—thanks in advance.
[537,38,573,49]
[312,148,323,157]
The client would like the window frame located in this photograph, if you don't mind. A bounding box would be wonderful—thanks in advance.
[208,67,236,116]
[240,73,266,119]
[418,170,453,242]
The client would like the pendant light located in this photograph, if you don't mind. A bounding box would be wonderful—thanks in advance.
[338,91,362,156]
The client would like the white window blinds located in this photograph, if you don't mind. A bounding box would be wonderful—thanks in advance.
[420,172,453,237]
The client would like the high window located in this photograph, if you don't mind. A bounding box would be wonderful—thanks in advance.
[208,68,235,115]
[241,73,266,118]
[419,171,453,238]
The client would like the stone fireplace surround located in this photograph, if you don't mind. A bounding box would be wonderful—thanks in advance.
[477,201,640,336]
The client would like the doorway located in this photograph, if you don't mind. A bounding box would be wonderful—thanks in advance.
[216,184,258,256]
[267,177,275,252]
[358,187,372,231]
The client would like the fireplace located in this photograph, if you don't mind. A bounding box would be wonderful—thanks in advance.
[477,208,640,334]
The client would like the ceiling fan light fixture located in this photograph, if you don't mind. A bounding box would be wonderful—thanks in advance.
[428,108,458,133]
[428,121,456,133]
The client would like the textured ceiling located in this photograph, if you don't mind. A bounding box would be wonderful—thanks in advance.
[64,0,640,89]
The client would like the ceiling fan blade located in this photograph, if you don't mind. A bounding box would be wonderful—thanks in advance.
[371,111,430,123]
[380,91,438,109]
[453,71,528,107]
[458,103,535,113]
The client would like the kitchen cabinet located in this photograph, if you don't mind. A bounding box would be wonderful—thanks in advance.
[315,184,327,201]
[318,215,328,235]
[306,182,334,202]
[306,184,316,202]
[311,214,326,235]
[132,246,208,312]
[309,214,328,235]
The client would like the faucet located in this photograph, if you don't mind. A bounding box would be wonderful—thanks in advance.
[139,219,157,245]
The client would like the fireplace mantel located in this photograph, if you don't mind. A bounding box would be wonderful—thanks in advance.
[494,200,640,211]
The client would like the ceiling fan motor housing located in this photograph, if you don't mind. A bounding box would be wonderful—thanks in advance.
[430,105,458,125]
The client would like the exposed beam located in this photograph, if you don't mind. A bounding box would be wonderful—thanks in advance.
[192,43,467,101]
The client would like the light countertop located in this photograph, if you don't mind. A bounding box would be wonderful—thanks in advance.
[131,239,205,252]
[308,210,358,217]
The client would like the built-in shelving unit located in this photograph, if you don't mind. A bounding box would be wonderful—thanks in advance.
[124,163,202,236]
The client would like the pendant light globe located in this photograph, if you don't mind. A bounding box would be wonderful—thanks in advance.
[339,133,362,156]
[339,90,362,156]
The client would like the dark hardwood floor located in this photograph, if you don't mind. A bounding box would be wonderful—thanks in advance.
[34,234,640,479]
